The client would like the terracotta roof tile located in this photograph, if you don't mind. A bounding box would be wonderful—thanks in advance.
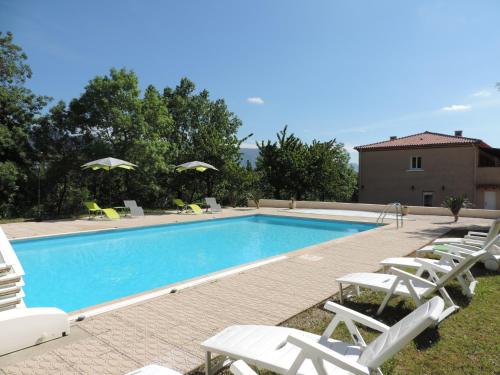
[355,131,490,151]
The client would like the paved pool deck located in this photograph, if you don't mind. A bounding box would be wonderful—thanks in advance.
[0,208,493,374]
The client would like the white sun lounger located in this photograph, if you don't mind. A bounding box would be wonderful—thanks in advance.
[0,228,69,355]
[432,218,500,245]
[124,200,144,217]
[205,197,222,213]
[417,234,500,271]
[337,249,486,322]
[379,241,493,298]
[202,296,444,375]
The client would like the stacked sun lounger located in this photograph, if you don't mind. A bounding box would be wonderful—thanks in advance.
[0,228,69,356]
[0,231,25,312]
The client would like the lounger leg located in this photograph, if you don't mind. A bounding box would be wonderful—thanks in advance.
[355,285,360,296]
[377,292,392,315]
[456,275,472,297]
[205,351,212,375]
[438,287,456,308]
[338,283,344,304]
[464,270,475,283]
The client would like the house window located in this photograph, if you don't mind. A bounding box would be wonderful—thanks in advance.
[410,156,422,170]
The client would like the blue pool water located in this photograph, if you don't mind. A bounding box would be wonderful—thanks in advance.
[12,215,377,312]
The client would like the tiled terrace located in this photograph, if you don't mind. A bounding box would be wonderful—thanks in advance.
[0,209,492,374]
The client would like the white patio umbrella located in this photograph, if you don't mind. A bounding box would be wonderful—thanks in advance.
[81,157,137,171]
[175,161,218,172]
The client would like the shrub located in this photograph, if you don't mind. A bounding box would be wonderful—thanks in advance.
[442,195,471,222]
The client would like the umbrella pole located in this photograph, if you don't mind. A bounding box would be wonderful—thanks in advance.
[108,170,112,206]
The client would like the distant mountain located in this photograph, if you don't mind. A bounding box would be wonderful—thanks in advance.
[240,148,259,167]
[350,163,359,172]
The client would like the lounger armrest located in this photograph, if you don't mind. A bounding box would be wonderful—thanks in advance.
[432,249,466,262]
[230,361,257,375]
[414,257,452,273]
[389,267,436,288]
[442,244,475,255]
[287,334,370,375]
[462,238,485,246]
[466,231,487,237]
[324,301,389,333]
[416,246,434,255]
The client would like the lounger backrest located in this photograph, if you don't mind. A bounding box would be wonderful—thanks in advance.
[205,197,217,206]
[174,199,184,207]
[434,249,487,288]
[84,201,100,210]
[123,200,138,209]
[0,228,24,275]
[486,219,500,243]
[358,296,444,368]
[489,234,500,256]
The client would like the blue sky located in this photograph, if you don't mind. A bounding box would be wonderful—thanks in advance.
[2,0,500,162]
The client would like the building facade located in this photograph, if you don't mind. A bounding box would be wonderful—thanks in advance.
[356,131,500,209]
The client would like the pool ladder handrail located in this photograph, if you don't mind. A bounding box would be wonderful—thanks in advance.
[377,202,404,228]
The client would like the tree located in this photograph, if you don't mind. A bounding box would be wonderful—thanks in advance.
[257,126,357,202]
[127,85,175,206]
[257,126,308,199]
[164,78,251,203]
[306,140,357,201]
[30,101,87,216]
[69,68,163,206]
[0,33,253,218]
[0,32,49,217]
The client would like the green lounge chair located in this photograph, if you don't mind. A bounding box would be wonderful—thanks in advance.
[173,199,187,213]
[188,204,203,215]
[84,202,120,220]
[84,201,103,218]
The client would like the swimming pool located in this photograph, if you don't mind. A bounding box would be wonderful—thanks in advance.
[12,215,377,312]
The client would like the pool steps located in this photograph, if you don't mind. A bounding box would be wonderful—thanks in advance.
[0,227,69,355]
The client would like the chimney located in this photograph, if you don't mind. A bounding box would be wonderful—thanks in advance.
[390,136,397,140]
[454,130,463,137]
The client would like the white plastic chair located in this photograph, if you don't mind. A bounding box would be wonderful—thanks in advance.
[202,296,444,375]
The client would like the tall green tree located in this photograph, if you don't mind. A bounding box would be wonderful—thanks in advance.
[257,126,308,199]
[0,32,49,216]
[257,126,357,202]
[128,84,175,206]
[164,78,250,202]
[306,140,357,201]
[30,101,87,216]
